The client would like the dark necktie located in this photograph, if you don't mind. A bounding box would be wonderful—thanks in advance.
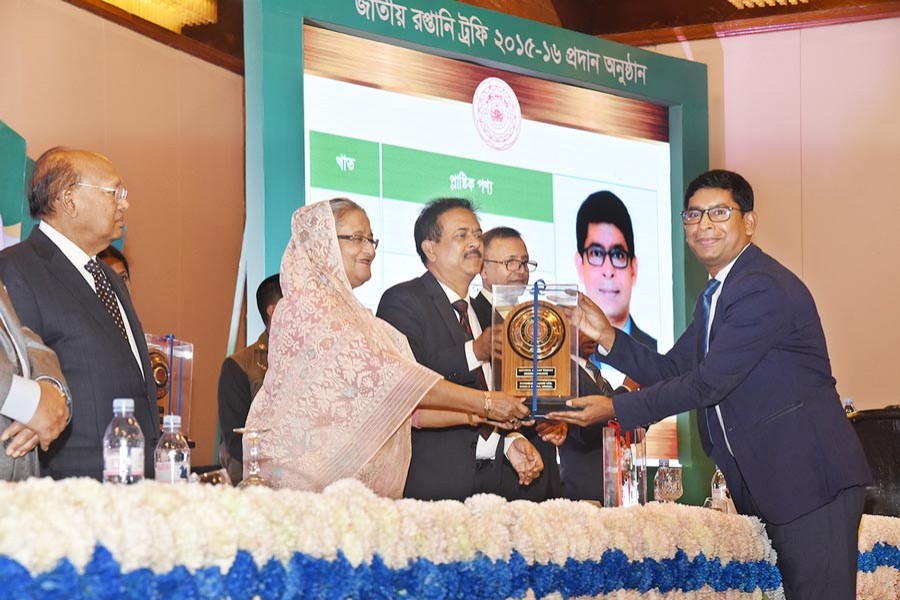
[700,279,721,357]
[699,278,724,449]
[85,259,129,342]
[451,299,493,439]
[452,299,474,339]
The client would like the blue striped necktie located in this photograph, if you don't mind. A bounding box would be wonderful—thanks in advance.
[700,279,721,357]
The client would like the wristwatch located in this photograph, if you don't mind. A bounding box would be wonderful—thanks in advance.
[36,376,72,424]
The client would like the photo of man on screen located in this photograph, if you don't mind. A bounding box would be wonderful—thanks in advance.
[575,191,657,382]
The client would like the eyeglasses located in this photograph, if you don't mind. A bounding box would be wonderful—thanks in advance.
[337,234,379,250]
[483,258,538,272]
[75,182,128,202]
[582,245,630,269]
[681,207,742,225]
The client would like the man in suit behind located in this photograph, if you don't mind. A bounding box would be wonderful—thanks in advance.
[377,198,539,501]
[551,170,872,599]
[218,273,282,484]
[0,147,160,480]
[0,285,70,480]
[472,226,568,501]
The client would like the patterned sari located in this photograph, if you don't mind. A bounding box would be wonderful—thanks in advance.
[244,201,440,497]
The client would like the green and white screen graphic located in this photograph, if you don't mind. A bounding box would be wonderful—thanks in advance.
[304,30,674,350]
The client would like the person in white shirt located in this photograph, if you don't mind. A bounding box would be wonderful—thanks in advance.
[377,198,541,500]
[0,147,159,479]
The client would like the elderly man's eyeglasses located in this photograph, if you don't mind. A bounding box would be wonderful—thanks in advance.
[484,258,538,272]
[680,207,742,225]
[337,234,379,250]
[583,245,630,269]
[75,182,128,202]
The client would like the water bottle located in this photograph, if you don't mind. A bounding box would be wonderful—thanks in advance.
[155,415,191,483]
[103,398,145,484]
[842,397,856,415]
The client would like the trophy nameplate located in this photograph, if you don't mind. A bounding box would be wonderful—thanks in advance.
[501,300,571,397]
[492,283,580,417]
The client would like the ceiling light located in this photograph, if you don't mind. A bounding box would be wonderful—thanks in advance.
[102,0,217,33]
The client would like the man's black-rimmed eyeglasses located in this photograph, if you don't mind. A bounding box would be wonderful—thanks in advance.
[681,207,743,225]
[337,234,379,250]
[582,245,630,269]
[483,258,538,272]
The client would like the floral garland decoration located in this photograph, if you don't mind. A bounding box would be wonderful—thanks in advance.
[0,477,792,599]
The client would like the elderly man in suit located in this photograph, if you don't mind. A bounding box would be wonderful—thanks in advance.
[550,170,872,600]
[0,147,159,480]
[377,198,539,501]
[0,286,70,480]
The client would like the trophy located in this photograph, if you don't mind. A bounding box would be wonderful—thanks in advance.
[602,423,648,507]
[491,281,579,417]
[145,333,194,435]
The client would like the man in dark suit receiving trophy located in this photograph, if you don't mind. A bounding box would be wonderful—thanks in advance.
[551,170,872,599]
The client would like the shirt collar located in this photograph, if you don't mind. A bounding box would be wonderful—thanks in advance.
[39,221,93,269]
[712,243,752,285]
[480,288,493,304]
[436,279,464,305]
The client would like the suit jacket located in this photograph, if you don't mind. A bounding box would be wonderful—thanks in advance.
[0,284,70,480]
[471,290,560,501]
[377,271,489,500]
[608,244,873,524]
[627,318,657,352]
[0,227,159,480]
[217,331,268,484]
[567,315,656,501]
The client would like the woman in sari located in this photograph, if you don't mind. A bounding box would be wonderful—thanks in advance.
[245,199,529,497]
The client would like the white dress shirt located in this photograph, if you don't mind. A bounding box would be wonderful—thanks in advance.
[705,243,751,456]
[39,222,144,377]
[435,282,522,460]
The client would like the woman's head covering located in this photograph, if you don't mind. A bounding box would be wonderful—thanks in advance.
[245,200,439,497]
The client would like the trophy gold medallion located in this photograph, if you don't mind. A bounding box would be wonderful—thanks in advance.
[501,300,571,398]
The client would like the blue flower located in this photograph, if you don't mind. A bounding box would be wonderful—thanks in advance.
[80,546,120,600]
[258,558,286,599]
[121,568,158,600]
[194,566,226,599]
[34,558,79,600]
[157,565,197,599]
[0,556,31,600]
[225,550,259,600]
[598,548,629,594]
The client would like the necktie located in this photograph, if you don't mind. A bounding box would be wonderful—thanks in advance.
[451,300,493,439]
[452,300,474,339]
[85,259,129,342]
[699,278,732,455]
[699,279,721,357]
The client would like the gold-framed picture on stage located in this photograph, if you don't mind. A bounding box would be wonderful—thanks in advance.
[491,283,580,417]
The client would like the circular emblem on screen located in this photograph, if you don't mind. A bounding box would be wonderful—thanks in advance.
[472,77,522,151]
[507,303,566,361]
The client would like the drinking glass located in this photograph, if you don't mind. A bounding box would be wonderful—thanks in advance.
[233,427,273,489]
[702,497,728,512]
[196,468,232,486]
[654,461,683,503]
